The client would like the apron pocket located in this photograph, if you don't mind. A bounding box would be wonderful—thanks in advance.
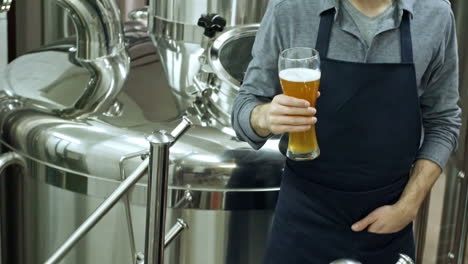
[353,224,415,263]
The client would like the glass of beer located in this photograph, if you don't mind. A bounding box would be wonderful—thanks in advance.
[278,47,321,161]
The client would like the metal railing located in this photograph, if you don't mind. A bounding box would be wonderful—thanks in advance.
[43,117,192,264]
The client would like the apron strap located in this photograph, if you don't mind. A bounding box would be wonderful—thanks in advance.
[400,11,414,64]
[315,9,414,64]
[315,9,335,59]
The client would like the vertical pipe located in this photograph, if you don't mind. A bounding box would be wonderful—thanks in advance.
[455,173,468,264]
[0,152,27,264]
[414,196,430,263]
[144,131,175,264]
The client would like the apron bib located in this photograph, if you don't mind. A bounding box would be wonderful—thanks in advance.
[264,9,421,264]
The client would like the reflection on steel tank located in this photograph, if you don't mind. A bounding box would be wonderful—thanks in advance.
[0,0,283,263]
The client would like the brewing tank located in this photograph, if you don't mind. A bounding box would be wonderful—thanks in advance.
[0,1,283,263]
[148,0,269,96]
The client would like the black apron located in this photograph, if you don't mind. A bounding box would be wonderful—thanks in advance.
[264,9,421,264]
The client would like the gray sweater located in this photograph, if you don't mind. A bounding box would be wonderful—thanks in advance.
[231,0,461,169]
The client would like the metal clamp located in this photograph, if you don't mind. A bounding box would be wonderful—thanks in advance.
[128,7,148,23]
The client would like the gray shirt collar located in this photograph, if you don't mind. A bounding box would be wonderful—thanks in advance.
[318,0,416,17]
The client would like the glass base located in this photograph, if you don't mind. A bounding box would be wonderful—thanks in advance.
[287,149,320,161]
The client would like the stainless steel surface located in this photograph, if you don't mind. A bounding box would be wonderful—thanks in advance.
[42,0,75,45]
[0,0,11,12]
[0,152,26,264]
[330,254,414,264]
[9,0,130,118]
[193,25,258,125]
[0,151,26,173]
[454,176,468,264]
[12,0,142,57]
[169,116,193,146]
[330,259,362,264]
[437,1,468,263]
[164,219,188,248]
[1,163,276,263]
[119,0,146,21]
[119,150,146,262]
[45,159,149,264]
[149,0,268,42]
[172,190,193,209]
[414,196,430,263]
[148,0,269,95]
[144,131,174,264]
[128,7,148,25]
[55,0,130,119]
[0,2,283,264]
[397,254,415,264]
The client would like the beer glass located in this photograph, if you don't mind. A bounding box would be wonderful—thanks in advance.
[278,47,321,160]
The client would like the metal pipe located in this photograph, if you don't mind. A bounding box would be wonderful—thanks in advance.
[0,152,27,264]
[118,149,149,263]
[144,131,175,264]
[9,0,130,118]
[170,116,193,146]
[414,196,430,264]
[0,152,27,173]
[54,0,130,119]
[164,219,188,248]
[437,167,463,264]
[454,172,468,264]
[173,190,193,209]
[44,158,149,264]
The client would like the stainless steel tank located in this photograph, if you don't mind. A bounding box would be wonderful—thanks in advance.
[0,0,283,264]
[148,0,269,95]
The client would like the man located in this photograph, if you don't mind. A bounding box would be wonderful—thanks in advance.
[231,0,461,263]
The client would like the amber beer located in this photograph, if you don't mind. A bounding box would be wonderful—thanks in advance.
[279,68,321,158]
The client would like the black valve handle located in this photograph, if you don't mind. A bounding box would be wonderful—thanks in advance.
[197,13,227,38]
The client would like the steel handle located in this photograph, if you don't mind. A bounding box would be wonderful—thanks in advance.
[414,195,431,264]
[164,219,188,248]
[453,171,468,264]
[170,116,193,146]
[144,117,192,264]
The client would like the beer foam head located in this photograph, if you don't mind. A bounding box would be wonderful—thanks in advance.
[279,68,321,82]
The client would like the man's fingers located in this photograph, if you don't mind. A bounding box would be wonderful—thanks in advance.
[352,213,378,232]
[367,222,385,234]
[274,95,310,108]
[271,116,317,126]
[271,105,316,116]
[274,125,311,134]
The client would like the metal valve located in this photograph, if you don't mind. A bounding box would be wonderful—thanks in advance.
[197,13,227,38]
